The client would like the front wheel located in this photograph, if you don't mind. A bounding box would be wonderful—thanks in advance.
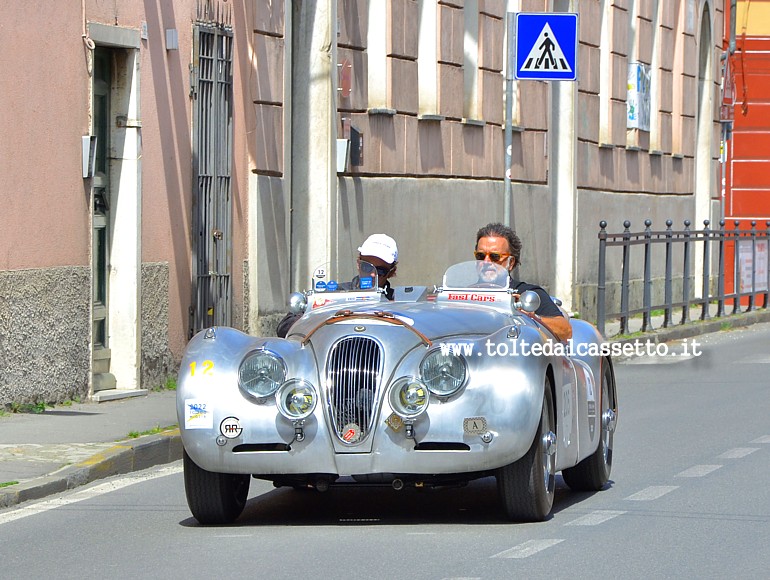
[562,359,616,491]
[183,450,250,525]
[496,378,556,521]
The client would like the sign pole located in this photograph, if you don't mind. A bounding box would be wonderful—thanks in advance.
[504,12,515,229]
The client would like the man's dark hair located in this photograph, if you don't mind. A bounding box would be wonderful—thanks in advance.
[475,222,522,265]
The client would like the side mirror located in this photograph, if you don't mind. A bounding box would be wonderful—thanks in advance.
[288,292,307,314]
[516,290,541,313]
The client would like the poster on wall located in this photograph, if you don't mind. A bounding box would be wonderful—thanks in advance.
[738,240,769,293]
[627,62,651,132]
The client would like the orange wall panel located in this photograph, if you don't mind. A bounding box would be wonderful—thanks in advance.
[730,160,770,188]
[732,132,770,157]
[730,189,770,216]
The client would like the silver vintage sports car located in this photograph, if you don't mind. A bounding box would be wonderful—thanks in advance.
[178,260,618,524]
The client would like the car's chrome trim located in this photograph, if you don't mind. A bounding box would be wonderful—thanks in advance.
[326,336,382,445]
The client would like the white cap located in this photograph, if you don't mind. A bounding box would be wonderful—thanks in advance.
[358,234,398,264]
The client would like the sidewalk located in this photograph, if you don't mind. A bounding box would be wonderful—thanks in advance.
[0,390,180,508]
[601,303,770,345]
[2,306,770,510]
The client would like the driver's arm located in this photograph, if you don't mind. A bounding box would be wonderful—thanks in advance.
[526,288,572,342]
[538,315,572,342]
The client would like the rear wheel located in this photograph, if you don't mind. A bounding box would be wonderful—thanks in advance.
[497,379,556,521]
[562,360,616,491]
[183,450,250,525]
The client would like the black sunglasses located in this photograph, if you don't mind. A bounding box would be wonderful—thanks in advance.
[473,251,511,264]
[359,259,395,277]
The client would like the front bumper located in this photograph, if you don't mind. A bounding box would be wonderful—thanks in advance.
[179,366,540,477]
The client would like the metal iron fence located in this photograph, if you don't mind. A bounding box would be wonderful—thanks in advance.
[597,219,770,336]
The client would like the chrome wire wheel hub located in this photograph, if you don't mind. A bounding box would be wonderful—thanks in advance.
[601,408,616,463]
[541,428,556,492]
[602,408,617,433]
[542,431,557,456]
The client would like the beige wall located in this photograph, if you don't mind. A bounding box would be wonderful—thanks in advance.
[0,4,90,270]
[0,0,248,403]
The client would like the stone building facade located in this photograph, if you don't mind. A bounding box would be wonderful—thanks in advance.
[0,0,724,404]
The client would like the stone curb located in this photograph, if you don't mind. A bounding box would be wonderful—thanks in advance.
[0,429,182,509]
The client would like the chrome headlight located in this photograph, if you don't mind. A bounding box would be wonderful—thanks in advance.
[276,379,317,420]
[238,350,286,400]
[420,350,467,397]
[389,377,429,419]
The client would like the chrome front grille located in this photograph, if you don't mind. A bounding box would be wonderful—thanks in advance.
[326,336,382,444]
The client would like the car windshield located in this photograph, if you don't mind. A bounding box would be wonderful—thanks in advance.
[310,260,380,293]
[442,260,511,290]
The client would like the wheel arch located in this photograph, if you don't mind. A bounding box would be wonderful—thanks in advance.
[545,362,557,430]
[602,356,618,413]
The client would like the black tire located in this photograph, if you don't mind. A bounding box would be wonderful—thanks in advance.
[183,450,250,525]
[497,378,556,522]
[562,359,616,491]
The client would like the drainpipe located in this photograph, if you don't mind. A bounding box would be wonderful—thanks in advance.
[729,0,737,54]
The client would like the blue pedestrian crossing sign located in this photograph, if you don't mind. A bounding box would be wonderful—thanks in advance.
[514,12,578,81]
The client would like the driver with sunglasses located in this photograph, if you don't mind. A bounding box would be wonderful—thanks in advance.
[276,234,399,338]
[475,223,572,342]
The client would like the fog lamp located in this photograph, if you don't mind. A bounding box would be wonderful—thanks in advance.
[276,379,317,420]
[389,377,429,419]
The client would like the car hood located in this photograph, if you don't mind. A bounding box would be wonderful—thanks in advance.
[287,300,516,342]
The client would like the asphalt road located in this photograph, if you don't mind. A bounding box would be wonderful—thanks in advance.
[1,325,768,579]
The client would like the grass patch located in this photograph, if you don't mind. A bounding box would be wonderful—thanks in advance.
[150,376,177,393]
[7,401,52,414]
[2,397,82,417]
[0,481,19,488]
[628,308,668,319]
[59,397,81,407]
[124,424,177,440]
[720,321,733,331]
[613,330,646,340]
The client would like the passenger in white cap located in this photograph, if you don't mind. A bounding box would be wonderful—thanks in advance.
[276,234,399,337]
[358,233,399,265]
[356,233,398,299]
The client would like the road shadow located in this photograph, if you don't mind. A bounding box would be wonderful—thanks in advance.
[180,474,615,528]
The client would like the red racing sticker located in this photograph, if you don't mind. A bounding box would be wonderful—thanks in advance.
[447,293,497,302]
[341,423,361,443]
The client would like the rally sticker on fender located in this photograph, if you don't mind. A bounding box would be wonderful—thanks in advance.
[185,399,213,429]
[220,416,243,439]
